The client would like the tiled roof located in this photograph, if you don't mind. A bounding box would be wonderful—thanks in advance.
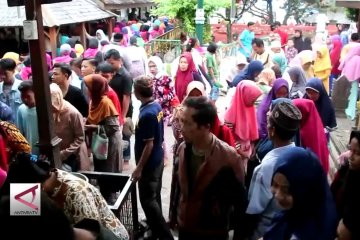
[0,0,116,27]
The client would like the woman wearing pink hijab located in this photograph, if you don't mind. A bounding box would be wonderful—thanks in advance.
[339,45,360,120]
[224,80,262,167]
[293,98,330,174]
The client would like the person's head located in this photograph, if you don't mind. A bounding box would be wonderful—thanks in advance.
[49,83,65,114]
[316,45,328,59]
[271,147,326,214]
[257,68,276,86]
[147,56,163,77]
[247,21,255,31]
[267,101,302,143]
[272,78,289,99]
[113,33,124,44]
[348,130,360,171]
[104,49,122,71]
[97,62,114,82]
[81,58,98,77]
[178,53,193,72]
[287,38,294,48]
[185,81,206,98]
[274,21,281,28]
[83,74,109,105]
[96,29,105,41]
[185,37,199,52]
[305,78,325,102]
[133,75,153,101]
[18,81,35,108]
[180,96,217,143]
[52,63,72,87]
[130,36,138,46]
[294,29,302,38]
[247,60,264,79]
[88,38,99,49]
[0,193,75,240]
[69,57,82,73]
[270,40,282,54]
[0,58,16,84]
[252,38,265,54]
[350,33,360,42]
[270,24,276,32]
[288,66,306,84]
[271,65,282,79]
[59,44,72,56]
[207,42,218,55]
[235,55,248,71]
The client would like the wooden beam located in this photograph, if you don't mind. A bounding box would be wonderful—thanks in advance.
[49,27,58,59]
[107,18,114,39]
[80,22,87,49]
[24,0,61,168]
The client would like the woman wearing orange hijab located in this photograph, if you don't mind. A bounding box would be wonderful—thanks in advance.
[84,74,123,173]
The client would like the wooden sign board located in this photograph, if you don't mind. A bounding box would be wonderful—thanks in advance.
[7,0,72,7]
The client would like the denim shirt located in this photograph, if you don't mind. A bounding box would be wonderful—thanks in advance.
[0,78,22,125]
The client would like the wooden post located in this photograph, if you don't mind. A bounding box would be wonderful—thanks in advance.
[49,27,57,59]
[107,18,114,39]
[25,0,61,168]
[80,22,87,49]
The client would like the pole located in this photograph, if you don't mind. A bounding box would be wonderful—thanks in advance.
[24,0,61,168]
[195,0,205,45]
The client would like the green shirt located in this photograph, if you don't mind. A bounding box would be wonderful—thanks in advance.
[188,150,205,192]
[206,52,219,80]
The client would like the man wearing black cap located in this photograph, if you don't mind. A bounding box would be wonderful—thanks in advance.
[246,101,302,240]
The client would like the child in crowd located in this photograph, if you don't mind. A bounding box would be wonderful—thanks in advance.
[285,38,298,64]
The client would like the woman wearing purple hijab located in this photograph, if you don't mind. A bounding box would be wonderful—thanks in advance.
[257,78,289,139]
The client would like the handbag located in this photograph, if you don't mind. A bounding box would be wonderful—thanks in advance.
[91,125,108,160]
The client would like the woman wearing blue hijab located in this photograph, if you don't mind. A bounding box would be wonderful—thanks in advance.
[264,147,338,240]
[230,60,264,87]
[304,78,337,130]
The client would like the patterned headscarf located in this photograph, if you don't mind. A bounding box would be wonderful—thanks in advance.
[0,121,31,156]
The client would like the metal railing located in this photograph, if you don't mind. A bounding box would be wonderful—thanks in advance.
[145,39,182,63]
[154,26,182,40]
[216,41,239,59]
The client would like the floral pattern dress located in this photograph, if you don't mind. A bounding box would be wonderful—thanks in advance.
[152,74,177,122]
[56,170,129,240]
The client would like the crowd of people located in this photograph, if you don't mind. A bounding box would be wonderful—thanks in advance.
[0,17,359,240]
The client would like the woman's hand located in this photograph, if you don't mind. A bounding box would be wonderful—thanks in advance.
[337,219,352,240]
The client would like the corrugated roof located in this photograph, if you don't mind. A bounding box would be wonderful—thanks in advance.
[93,0,154,9]
[0,0,116,27]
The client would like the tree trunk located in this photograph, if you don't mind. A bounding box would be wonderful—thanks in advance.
[267,0,274,24]
[227,22,232,43]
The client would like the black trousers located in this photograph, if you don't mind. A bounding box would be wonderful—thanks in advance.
[138,163,174,240]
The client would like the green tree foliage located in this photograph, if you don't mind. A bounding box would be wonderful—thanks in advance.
[346,8,359,22]
[151,0,230,42]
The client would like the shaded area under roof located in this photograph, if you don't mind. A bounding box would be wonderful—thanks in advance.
[0,0,116,27]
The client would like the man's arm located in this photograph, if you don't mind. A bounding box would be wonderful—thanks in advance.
[132,140,153,180]
[122,95,130,118]
[132,114,158,180]
[121,72,133,118]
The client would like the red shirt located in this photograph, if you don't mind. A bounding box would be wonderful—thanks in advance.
[275,29,288,48]
[107,88,124,125]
